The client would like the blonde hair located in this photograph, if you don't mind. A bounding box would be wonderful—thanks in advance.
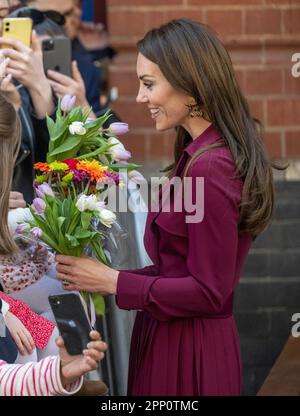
[0,93,21,255]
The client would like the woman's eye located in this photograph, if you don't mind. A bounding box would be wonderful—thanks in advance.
[144,83,153,90]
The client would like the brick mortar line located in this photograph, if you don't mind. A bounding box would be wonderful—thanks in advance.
[108,5,300,12]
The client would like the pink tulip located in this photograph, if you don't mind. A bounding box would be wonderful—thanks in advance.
[112,148,132,162]
[31,227,43,238]
[61,94,76,112]
[32,198,46,213]
[109,122,129,135]
[36,183,55,199]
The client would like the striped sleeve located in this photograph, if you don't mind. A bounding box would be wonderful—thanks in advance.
[0,357,83,396]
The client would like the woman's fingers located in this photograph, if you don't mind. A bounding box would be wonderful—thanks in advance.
[56,264,73,275]
[0,37,31,53]
[0,47,30,63]
[48,80,69,96]
[47,69,73,85]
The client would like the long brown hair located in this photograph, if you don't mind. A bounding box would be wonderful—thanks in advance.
[0,92,21,255]
[137,18,280,239]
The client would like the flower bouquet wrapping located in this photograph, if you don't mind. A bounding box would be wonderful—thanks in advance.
[19,95,142,315]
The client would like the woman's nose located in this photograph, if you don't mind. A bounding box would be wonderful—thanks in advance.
[136,88,148,104]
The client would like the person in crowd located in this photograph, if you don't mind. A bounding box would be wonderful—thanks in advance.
[55,19,279,395]
[9,6,97,118]
[1,296,107,396]
[26,0,104,115]
[0,0,55,203]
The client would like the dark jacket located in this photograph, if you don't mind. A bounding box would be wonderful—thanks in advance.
[12,86,52,204]
[72,38,102,115]
[0,299,18,364]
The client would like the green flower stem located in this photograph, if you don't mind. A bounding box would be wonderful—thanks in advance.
[77,145,107,160]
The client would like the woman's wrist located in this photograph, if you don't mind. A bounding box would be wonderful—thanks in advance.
[107,269,119,295]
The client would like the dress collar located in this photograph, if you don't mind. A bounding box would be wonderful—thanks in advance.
[184,124,223,157]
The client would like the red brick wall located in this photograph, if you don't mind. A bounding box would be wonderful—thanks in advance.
[107,0,300,163]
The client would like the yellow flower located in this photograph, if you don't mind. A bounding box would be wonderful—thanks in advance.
[76,160,108,182]
[49,161,69,171]
[35,174,48,184]
[62,171,74,183]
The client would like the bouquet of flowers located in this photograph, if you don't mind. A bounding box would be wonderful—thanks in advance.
[18,95,142,315]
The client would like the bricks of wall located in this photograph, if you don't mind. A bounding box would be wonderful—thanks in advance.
[108,0,300,161]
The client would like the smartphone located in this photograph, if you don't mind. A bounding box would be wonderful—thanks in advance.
[1,18,32,48]
[48,293,92,356]
[42,36,72,77]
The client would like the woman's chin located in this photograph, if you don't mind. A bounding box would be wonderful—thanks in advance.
[155,121,173,132]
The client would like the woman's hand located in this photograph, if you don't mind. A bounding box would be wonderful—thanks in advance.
[8,191,26,209]
[0,54,21,111]
[47,60,95,117]
[0,31,54,118]
[58,330,107,386]
[5,311,35,356]
[56,255,119,295]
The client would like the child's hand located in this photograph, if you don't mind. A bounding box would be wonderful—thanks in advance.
[57,330,107,386]
[5,311,35,355]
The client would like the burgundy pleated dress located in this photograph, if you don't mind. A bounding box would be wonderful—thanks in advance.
[116,124,252,396]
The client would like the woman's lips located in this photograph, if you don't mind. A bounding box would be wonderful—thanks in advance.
[150,109,160,119]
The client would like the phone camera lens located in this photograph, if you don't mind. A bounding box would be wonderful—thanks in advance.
[5,28,9,32]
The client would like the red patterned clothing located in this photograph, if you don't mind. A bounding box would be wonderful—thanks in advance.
[0,292,55,349]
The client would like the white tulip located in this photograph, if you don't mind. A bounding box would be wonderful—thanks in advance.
[108,136,125,150]
[99,209,116,228]
[76,194,98,212]
[85,195,98,211]
[69,121,87,136]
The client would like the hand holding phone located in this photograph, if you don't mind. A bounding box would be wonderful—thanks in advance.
[42,36,72,77]
[48,293,93,356]
[1,18,32,48]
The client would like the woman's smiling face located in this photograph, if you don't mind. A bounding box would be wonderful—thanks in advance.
[136,53,191,132]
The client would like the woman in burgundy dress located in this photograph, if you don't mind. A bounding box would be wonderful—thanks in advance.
[56,19,276,395]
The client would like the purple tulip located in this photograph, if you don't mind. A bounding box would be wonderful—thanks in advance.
[36,183,55,199]
[15,223,29,234]
[31,227,43,238]
[61,94,76,112]
[32,197,46,213]
[112,148,132,162]
[109,122,129,135]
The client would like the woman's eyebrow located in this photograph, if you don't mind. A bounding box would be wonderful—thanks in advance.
[139,74,155,80]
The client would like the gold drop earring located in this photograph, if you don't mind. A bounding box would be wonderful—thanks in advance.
[187,101,204,118]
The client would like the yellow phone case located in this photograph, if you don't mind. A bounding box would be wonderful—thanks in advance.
[1,18,32,48]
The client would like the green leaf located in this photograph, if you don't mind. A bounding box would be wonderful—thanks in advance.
[48,135,82,157]
[109,163,142,171]
[74,229,92,239]
[46,115,56,137]
[65,234,80,247]
[81,212,92,230]
[80,292,106,316]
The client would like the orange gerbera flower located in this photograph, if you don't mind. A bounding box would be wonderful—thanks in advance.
[34,162,51,172]
[76,160,108,182]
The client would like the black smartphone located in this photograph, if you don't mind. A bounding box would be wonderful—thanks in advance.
[42,36,72,77]
[48,293,92,355]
